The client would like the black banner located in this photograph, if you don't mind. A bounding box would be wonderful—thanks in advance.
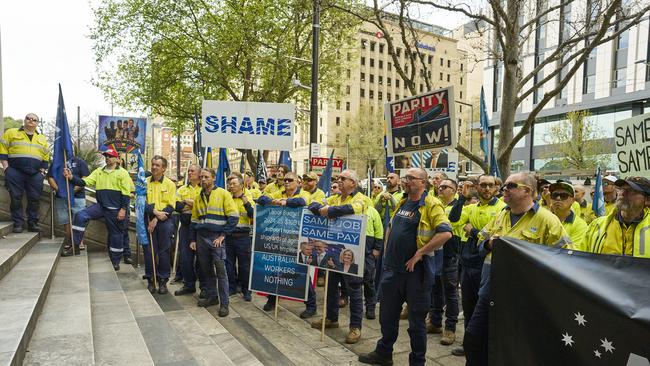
[490,238,650,365]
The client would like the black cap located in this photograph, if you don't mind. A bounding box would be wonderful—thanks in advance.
[614,176,650,196]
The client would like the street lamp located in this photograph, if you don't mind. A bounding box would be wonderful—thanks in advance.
[455,100,475,172]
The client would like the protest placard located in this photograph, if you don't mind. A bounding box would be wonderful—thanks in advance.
[98,115,146,153]
[615,112,650,179]
[297,210,367,278]
[202,100,294,151]
[249,205,308,301]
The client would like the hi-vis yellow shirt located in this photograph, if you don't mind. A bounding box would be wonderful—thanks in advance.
[176,183,202,214]
[191,187,239,236]
[231,190,254,233]
[327,192,367,215]
[579,208,650,258]
[146,175,177,213]
[269,188,311,205]
[263,181,283,195]
[560,211,588,249]
[479,203,570,261]
[0,127,49,174]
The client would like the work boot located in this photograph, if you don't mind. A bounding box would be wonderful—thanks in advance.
[358,350,394,366]
[123,256,133,265]
[243,292,252,302]
[158,281,169,295]
[27,223,39,232]
[12,226,23,233]
[400,305,408,319]
[198,289,207,299]
[300,309,316,319]
[310,318,339,329]
[147,280,156,294]
[113,263,120,271]
[365,308,376,320]
[427,322,443,334]
[218,305,229,317]
[451,346,465,356]
[440,329,456,345]
[345,327,361,344]
[174,287,196,296]
[263,299,276,312]
[197,297,218,308]
[317,277,325,287]
[61,246,80,257]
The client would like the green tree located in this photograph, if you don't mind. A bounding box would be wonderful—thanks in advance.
[3,116,23,131]
[542,110,611,172]
[90,0,360,167]
[334,103,386,177]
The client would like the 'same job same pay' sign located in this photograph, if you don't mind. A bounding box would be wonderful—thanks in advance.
[615,112,650,179]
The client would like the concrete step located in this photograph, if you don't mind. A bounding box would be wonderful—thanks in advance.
[87,250,154,366]
[23,251,95,366]
[0,238,62,366]
[0,229,40,283]
[117,263,262,366]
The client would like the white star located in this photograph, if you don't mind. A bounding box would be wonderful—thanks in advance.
[561,332,574,347]
[600,338,615,353]
[574,312,587,326]
[594,350,601,358]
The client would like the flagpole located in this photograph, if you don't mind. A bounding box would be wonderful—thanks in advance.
[320,270,329,341]
[171,167,190,280]
[148,231,158,288]
[63,150,75,257]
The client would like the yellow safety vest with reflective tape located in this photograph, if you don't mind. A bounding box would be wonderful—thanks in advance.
[192,187,239,233]
[392,192,450,250]
[0,128,49,174]
[581,208,650,258]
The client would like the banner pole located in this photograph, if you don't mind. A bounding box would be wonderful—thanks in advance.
[274,297,279,320]
[63,150,75,256]
[171,167,190,280]
[321,270,329,341]
[148,231,157,288]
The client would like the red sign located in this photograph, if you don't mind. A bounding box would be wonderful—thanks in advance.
[310,157,344,175]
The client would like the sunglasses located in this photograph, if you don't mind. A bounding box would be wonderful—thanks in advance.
[337,176,352,182]
[439,185,452,191]
[479,183,495,188]
[502,182,530,191]
[25,116,39,122]
[550,192,572,201]
[283,178,295,183]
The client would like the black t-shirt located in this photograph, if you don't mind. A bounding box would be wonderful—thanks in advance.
[384,199,421,273]
[47,157,90,199]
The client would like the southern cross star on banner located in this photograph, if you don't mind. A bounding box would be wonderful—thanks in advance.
[574,312,587,326]
[601,338,615,353]
[561,332,574,347]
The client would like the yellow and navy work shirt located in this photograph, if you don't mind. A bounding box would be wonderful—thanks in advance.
[248,187,262,200]
[0,127,50,174]
[579,208,650,258]
[72,166,132,210]
[560,210,589,249]
[231,190,254,234]
[262,181,283,195]
[366,205,384,253]
[375,189,404,219]
[175,182,202,225]
[478,202,571,262]
[146,175,177,217]
[324,191,368,217]
[391,191,451,251]
[308,188,326,204]
[258,188,311,207]
[190,187,239,240]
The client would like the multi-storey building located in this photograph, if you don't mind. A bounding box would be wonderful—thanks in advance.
[482,5,650,173]
[291,15,469,176]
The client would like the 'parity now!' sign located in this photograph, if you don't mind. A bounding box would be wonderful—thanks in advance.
[310,157,343,176]
[202,100,295,151]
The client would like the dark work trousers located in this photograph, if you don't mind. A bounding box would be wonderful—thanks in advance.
[179,221,204,290]
[108,207,131,258]
[171,215,181,279]
[196,231,229,306]
[363,253,377,312]
[72,203,124,264]
[430,241,459,331]
[5,167,44,228]
[327,271,363,329]
[225,234,252,295]
[143,218,173,281]
[463,261,492,366]
[460,266,483,331]
[375,260,434,366]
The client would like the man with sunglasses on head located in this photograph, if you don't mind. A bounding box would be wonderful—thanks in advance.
[309,169,368,345]
[464,172,569,366]
[0,113,50,233]
[579,176,650,257]
[548,181,588,248]
[359,168,452,366]
[257,171,314,316]
[446,174,505,357]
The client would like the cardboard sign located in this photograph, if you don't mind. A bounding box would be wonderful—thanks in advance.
[309,157,344,176]
[615,112,650,178]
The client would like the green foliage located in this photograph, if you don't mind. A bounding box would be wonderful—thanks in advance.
[543,110,611,172]
[3,117,23,131]
[334,103,385,176]
[90,0,360,126]
[76,147,104,171]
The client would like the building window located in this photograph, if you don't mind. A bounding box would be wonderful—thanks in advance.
[428,55,432,64]
[447,74,450,82]
[319,134,322,143]
[346,101,350,111]
[379,44,384,53]
[582,46,596,94]
[612,29,629,89]
[319,118,322,127]
[387,77,392,86]
[460,77,463,85]
[447,60,451,68]
[396,79,400,87]
[361,57,365,66]
[440,58,444,66]
[361,39,367,49]
[360,88,365,97]
[388,62,392,71]
[346,52,351,61]
[396,94,400,100]
[370,58,375,67]
[369,90,374,99]
[370,42,376,52]
[379,75,383,85]
[336,117,340,126]
[396,48,402,57]
[387,93,391,101]
[336,100,341,109]
[347,69,351,78]
[346,85,350,94]
[419,84,423,92]
[405,65,409,74]
[460,63,464,71]
[379,60,383,69]
[346,118,350,127]
[361,72,365,81]
[440,72,443,81]
[370,74,374,83]
[378,91,383,100]
[460,91,463,99]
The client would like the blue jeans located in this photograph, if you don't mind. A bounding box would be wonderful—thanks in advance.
[375,260,434,366]
[225,235,252,295]
[54,197,86,225]
[463,261,491,366]
[143,218,172,281]
[429,254,459,331]
[327,271,363,328]
[179,223,204,290]
[197,231,229,306]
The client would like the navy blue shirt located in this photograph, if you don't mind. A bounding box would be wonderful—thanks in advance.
[47,157,90,199]
[384,199,421,273]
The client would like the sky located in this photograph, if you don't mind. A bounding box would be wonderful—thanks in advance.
[0,0,467,124]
